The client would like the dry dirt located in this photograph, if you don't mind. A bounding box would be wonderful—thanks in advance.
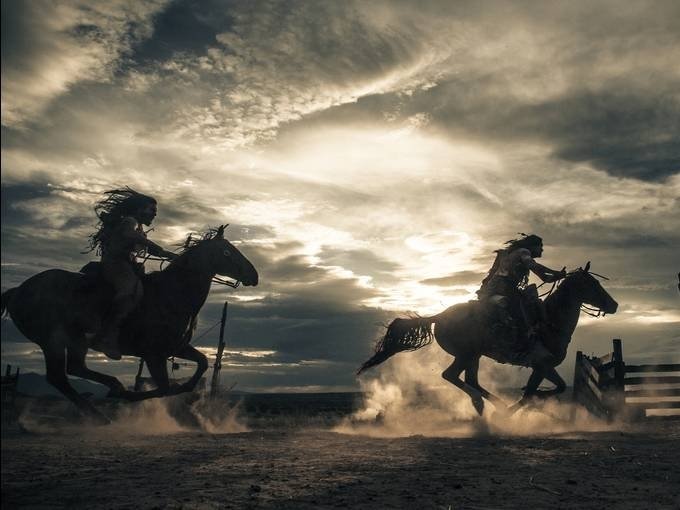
[2,397,679,510]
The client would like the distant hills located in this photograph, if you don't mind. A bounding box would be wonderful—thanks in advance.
[16,372,109,398]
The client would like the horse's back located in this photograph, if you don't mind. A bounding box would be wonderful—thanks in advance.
[6,268,102,342]
[433,300,485,356]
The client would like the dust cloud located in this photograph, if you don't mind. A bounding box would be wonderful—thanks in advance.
[338,344,617,438]
[16,391,248,435]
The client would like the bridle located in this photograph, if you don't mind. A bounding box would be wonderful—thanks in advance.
[537,269,611,317]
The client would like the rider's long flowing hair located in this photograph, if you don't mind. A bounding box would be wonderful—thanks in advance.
[503,233,542,252]
[85,187,156,254]
[478,233,543,292]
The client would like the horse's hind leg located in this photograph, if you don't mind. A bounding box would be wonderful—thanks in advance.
[442,356,485,415]
[41,334,110,425]
[464,358,508,410]
[65,342,127,398]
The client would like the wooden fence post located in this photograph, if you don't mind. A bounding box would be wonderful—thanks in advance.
[210,301,228,397]
[572,351,583,402]
[611,338,626,416]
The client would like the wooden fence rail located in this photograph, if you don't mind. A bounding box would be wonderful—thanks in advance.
[573,339,680,420]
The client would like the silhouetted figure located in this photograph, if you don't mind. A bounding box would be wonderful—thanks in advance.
[477,234,566,358]
[1,225,258,423]
[358,262,617,415]
[86,188,177,359]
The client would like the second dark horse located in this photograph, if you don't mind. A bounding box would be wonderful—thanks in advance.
[358,264,617,415]
[1,225,258,423]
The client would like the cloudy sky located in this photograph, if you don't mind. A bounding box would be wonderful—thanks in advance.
[2,0,678,392]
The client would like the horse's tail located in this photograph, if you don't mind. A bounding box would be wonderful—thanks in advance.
[1,288,17,318]
[357,315,437,375]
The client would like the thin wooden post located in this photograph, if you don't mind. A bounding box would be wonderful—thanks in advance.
[572,351,583,402]
[611,338,626,416]
[134,359,145,391]
[5,364,11,377]
[210,301,228,397]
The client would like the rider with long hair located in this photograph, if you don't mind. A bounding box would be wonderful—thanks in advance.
[477,234,566,348]
[87,187,177,359]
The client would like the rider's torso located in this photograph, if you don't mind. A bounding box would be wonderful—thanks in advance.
[491,249,530,288]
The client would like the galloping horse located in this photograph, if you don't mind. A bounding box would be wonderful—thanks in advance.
[1,225,258,423]
[358,263,617,415]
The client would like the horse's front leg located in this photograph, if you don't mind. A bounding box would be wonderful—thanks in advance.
[509,368,545,413]
[171,344,208,394]
[531,366,566,399]
[115,355,170,402]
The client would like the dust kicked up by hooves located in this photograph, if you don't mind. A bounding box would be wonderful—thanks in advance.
[337,346,620,438]
[16,391,249,436]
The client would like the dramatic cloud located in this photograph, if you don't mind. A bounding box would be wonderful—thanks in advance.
[2,0,679,391]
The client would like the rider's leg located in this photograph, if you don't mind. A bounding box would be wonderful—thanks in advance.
[97,260,143,360]
[442,355,485,416]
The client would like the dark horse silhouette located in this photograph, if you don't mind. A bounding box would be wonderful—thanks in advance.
[1,225,258,423]
[358,263,617,415]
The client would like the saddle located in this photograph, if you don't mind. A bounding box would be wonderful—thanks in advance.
[78,261,145,289]
[480,284,548,366]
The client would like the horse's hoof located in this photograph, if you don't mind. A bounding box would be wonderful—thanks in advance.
[472,397,485,416]
[106,386,127,399]
[508,399,528,415]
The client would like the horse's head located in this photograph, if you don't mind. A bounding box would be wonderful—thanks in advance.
[177,225,259,286]
[564,261,617,315]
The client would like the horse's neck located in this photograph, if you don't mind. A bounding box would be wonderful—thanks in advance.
[545,282,582,343]
[154,264,214,315]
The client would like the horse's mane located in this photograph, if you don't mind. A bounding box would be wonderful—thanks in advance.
[138,227,224,280]
[178,226,225,254]
[543,271,574,306]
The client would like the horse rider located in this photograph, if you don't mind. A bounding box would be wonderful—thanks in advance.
[86,187,177,360]
[476,234,566,355]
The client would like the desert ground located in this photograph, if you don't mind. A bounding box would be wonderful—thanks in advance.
[2,392,679,510]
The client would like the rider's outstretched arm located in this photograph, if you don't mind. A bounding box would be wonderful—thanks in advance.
[519,249,566,283]
[118,217,177,259]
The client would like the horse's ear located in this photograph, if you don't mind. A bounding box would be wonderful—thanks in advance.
[584,261,591,272]
[217,225,226,238]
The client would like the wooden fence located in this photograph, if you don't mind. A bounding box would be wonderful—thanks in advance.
[573,339,680,420]
[2,364,21,422]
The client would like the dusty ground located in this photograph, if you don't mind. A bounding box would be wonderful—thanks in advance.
[2,396,679,510]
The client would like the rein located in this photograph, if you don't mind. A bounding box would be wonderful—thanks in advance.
[141,255,241,288]
[580,304,606,317]
[537,280,557,298]
[540,269,611,317]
